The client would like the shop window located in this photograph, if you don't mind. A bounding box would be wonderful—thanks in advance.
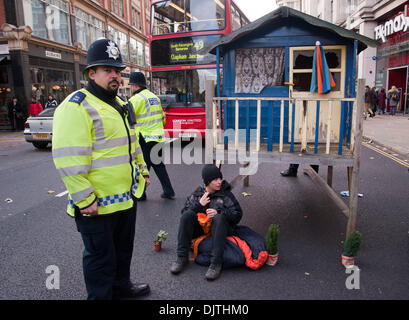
[23,0,71,46]
[235,47,285,94]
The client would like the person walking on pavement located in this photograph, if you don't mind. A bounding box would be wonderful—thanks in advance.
[377,88,386,115]
[170,164,243,280]
[52,38,151,300]
[44,95,58,109]
[364,85,374,119]
[128,71,175,200]
[28,97,43,117]
[370,87,378,116]
[7,96,25,131]
[388,86,400,116]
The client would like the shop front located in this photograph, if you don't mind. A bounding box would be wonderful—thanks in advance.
[375,2,409,114]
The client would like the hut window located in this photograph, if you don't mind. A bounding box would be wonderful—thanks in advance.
[292,48,343,92]
[234,47,285,94]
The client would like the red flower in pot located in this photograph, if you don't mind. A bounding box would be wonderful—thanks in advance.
[154,230,168,252]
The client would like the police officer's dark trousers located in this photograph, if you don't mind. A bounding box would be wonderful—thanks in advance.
[139,133,175,197]
[177,209,233,264]
[74,199,137,300]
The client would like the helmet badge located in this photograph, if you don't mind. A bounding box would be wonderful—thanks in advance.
[106,41,120,60]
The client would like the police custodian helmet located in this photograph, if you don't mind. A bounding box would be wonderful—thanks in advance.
[129,71,147,88]
[84,38,126,77]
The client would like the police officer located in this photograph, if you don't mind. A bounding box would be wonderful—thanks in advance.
[52,39,150,300]
[128,71,175,200]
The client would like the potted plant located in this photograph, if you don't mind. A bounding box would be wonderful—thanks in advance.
[154,230,168,252]
[265,224,280,266]
[341,230,362,267]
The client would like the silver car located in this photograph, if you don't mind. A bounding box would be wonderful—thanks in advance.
[24,107,56,149]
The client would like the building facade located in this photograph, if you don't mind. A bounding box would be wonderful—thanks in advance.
[0,0,151,129]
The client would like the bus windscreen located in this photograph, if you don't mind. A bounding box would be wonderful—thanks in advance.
[151,35,221,67]
[152,0,226,35]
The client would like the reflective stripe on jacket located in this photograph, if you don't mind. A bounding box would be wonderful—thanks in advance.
[52,89,149,217]
[129,89,165,142]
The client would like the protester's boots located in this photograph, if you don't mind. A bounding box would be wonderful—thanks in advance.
[170,256,189,274]
[205,263,222,281]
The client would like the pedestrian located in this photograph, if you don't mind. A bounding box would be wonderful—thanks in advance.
[377,88,386,115]
[388,86,400,116]
[44,95,58,109]
[28,97,43,116]
[52,38,151,300]
[7,96,25,131]
[370,87,378,116]
[170,164,243,280]
[364,85,374,119]
[128,71,175,200]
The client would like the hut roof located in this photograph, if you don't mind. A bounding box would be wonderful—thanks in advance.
[201,6,380,55]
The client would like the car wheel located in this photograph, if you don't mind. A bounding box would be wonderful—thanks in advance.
[32,141,49,149]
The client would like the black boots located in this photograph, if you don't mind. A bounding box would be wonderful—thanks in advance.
[280,168,297,177]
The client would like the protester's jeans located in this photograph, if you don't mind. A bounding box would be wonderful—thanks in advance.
[177,209,233,265]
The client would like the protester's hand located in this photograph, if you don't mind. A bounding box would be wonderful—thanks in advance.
[144,177,151,187]
[199,191,210,207]
[206,208,218,218]
[80,201,98,216]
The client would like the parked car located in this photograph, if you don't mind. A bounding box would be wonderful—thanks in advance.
[24,107,56,149]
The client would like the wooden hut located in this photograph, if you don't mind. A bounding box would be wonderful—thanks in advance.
[202,6,380,240]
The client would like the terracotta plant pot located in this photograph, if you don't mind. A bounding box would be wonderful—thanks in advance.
[153,241,162,252]
[341,255,354,267]
[266,253,278,266]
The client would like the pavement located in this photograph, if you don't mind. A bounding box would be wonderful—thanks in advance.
[362,113,409,158]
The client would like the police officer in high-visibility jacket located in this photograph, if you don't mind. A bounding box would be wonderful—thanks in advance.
[128,71,175,200]
[52,38,150,300]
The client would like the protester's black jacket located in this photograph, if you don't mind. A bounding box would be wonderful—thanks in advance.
[181,180,242,226]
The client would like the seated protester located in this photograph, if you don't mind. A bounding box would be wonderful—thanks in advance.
[170,164,243,280]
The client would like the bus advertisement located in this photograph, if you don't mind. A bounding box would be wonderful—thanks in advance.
[150,0,249,139]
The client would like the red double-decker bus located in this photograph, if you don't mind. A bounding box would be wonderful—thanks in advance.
[150,0,249,139]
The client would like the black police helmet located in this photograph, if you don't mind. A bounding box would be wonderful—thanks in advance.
[129,71,147,87]
[84,38,125,77]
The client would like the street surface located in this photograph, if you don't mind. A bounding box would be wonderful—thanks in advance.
[0,135,408,300]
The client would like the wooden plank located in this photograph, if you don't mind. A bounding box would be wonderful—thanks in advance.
[314,100,320,154]
[301,100,308,152]
[326,100,333,154]
[235,99,239,150]
[213,101,218,148]
[280,100,284,152]
[304,167,349,218]
[205,80,215,164]
[257,99,261,152]
[346,79,365,238]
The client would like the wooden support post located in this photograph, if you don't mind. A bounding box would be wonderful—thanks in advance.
[257,99,261,152]
[346,79,365,238]
[347,166,352,193]
[304,167,349,218]
[327,166,333,187]
[205,80,215,164]
[326,100,333,154]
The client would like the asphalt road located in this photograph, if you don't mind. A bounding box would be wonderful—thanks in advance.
[0,138,408,300]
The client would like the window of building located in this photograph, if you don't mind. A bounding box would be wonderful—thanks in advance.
[74,7,105,50]
[111,0,124,18]
[23,0,71,46]
[145,45,149,67]
[131,7,142,30]
[130,38,138,64]
[107,26,129,61]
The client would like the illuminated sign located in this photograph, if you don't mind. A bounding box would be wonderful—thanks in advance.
[170,39,204,63]
[375,5,409,43]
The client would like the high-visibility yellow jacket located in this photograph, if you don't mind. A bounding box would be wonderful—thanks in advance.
[129,89,166,143]
[52,89,149,217]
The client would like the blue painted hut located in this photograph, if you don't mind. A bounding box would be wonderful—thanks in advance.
[204,6,379,153]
